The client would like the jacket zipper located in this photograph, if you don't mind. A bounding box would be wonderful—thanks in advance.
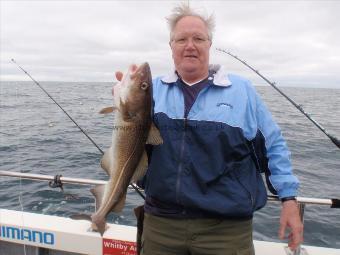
[175,118,187,205]
[174,83,209,206]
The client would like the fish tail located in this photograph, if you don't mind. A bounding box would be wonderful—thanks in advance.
[91,214,107,236]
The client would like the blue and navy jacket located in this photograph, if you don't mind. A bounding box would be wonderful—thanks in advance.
[144,65,299,219]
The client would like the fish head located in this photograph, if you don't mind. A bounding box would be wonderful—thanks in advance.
[117,62,152,121]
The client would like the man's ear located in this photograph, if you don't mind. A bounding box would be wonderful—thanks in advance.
[169,41,175,59]
[115,71,123,81]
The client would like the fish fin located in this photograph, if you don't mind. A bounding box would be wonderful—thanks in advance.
[70,214,92,221]
[111,192,126,213]
[100,147,113,176]
[120,99,135,122]
[91,184,106,211]
[146,122,163,145]
[99,106,118,114]
[131,150,148,182]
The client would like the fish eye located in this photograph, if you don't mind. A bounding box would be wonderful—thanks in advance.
[141,82,149,90]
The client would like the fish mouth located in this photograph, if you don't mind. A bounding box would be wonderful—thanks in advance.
[131,62,151,81]
[137,62,150,72]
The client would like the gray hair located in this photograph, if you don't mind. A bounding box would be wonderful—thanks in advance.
[166,3,215,41]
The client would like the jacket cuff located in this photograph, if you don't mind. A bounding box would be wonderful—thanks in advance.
[281,196,297,203]
[277,188,298,200]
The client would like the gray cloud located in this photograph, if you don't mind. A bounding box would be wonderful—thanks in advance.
[1,1,339,88]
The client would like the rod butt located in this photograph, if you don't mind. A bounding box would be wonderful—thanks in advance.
[331,199,340,209]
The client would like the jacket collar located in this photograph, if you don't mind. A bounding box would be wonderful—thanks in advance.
[161,64,232,87]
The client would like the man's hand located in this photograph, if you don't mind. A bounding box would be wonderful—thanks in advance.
[279,200,304,251]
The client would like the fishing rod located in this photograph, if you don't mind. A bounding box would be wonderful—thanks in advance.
[11,59,145,200]
[216,48,340,150]
[11,59,104,155]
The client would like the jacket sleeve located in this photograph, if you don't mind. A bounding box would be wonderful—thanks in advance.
[251,84,299,199]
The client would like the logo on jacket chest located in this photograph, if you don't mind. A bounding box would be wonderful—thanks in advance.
[216,102,233,109]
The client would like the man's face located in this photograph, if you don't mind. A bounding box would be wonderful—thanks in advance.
[170,16,211,77]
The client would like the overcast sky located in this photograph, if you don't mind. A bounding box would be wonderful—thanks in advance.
[1,0,339,88]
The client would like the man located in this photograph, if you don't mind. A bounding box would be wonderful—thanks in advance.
[131,4,303,255]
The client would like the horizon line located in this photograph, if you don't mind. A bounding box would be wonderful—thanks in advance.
[1,80,339,89]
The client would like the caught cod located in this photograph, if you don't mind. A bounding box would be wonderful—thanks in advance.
[81,63,162,235]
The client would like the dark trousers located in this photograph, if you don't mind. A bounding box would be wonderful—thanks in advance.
[141,213,255,255]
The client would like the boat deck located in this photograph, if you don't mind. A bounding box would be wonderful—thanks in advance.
[1,209,339,255]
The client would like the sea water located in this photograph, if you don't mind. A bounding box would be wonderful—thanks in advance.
[0,81,339,248]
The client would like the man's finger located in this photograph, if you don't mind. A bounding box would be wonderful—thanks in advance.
[289,237,300,251]
[288,228,303,250]
[289,242,299,251]
[115,71,123,81]
[278,223,286,240]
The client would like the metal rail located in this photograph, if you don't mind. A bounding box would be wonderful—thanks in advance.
[0,170,106,186]
[1,170,339,208]
[267,195,337,207]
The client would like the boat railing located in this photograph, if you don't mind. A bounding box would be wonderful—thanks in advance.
[1,170,339,255]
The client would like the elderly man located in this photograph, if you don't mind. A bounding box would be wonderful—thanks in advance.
[129,4,303,255]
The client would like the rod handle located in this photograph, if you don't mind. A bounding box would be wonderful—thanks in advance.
[330,135,340,149]
[331,199,340,209]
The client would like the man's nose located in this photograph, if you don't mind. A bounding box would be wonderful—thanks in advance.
[184,38,195,48]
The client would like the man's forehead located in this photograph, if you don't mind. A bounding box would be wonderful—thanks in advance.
[173,31,208,38]
[175,16,206,27]
[173,17,208,33]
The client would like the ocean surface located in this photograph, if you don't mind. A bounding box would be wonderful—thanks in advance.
[0,81,339,249]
